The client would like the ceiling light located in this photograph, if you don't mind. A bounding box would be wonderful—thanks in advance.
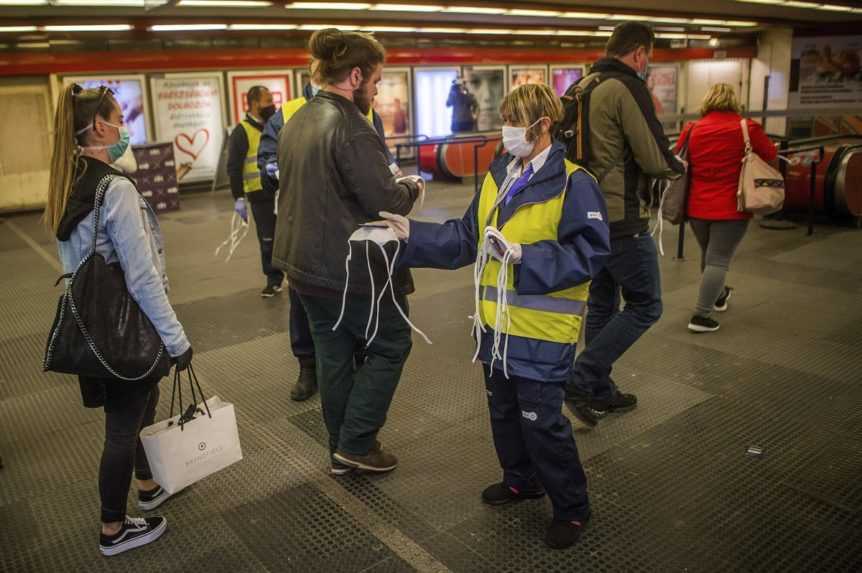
[0,26,38,32]
[656,32,710,40]
[44,24,133,31]
[818,3,857,10]
[150,23,228,31]
[465,28,513,34]
[593,31,613,37]
[229,23,299,30]
[287,2,370,8]
[737,0,784,4]
[444,6,507,14]
[561,12,609,19]
[511,29,556,36]
[723,20,759,26]
[298,23,360,30]
[178,0,273,6]
[784,0,817,6]
[709,38,720,47]
[416,27,467,33]
[364,25,417,32]
[16,42,50,48]
[555,30,594,36]
[372,3,443,11]
[645,16,691,23]
[54,0,143,5]
[507,9,563,17]
[701,26,732,32]
[656,26,685,32]
[0,0,48,5]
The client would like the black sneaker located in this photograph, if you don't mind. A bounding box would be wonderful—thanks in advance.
[481,481,545,506]
[714,287,733,313]
[99,516,167,557]
[334,443,398,474]
[688,314,720,333]
[594,389,638,414]
[138,485,172,512]
[545,514,590,550]
[564,399,605,430]
[330,456,354,476]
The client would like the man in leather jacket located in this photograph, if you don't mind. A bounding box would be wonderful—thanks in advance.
[273,29,422,474]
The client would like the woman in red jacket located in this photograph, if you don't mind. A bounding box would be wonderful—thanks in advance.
[675,83,776,333]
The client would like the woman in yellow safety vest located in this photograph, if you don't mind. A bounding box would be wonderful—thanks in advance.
[380,84,610,550]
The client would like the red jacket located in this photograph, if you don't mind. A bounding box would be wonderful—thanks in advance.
[676,111,777,221]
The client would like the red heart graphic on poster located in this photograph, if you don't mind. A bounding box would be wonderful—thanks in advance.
[174,128,210,161]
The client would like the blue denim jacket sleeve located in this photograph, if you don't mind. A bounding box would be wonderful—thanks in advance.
[103,179,190,357]
[258,110,283,173]
[514,170,611,295]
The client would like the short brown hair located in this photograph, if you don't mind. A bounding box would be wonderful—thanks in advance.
[700,83,741,115]
[500,83,564,141]
[605,22,654,58]
[308,28,385,85]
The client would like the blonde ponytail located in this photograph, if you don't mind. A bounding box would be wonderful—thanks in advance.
[44,84,82,234]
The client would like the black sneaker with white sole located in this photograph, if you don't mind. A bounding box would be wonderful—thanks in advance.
[714,287,733,312]
[564,399,605,430]
[261,283,283,298]
[330,457,354,476]
[688,314,720,333]
[138,485,171,512]
[99,515,167,557]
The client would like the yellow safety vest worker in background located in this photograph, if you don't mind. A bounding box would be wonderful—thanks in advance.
[239,119,263,194]
[476,160,592,345]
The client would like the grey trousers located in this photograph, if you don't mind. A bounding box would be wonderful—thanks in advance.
[689,219,749,317]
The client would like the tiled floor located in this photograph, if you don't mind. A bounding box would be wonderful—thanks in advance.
[1,180,860,572]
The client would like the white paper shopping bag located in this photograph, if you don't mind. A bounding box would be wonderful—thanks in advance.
[141,394,243,495]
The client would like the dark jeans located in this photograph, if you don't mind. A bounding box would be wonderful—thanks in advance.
[84,378,160,523]
[249,197,285,287]
[484,366,590,521]
[568,234,662,402]
[300,292,412,455]
[288,286,315,363]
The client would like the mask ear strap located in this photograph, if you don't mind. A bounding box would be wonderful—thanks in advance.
[363,240,376,340]
[332,240,353,332]
[385,239,432,345]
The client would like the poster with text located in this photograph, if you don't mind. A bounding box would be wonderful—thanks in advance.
[791,35,862,108]
[373,69,411,139]
[463,66,505,131]
[510,66,547,90]
[151,75,225,183]
[551,67,584,96]
[647,65,678,118]
[227,71,293,125]
[62,75,149,144]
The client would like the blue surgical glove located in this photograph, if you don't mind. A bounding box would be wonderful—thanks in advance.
[265,161,279,180]
[234,197,248,223]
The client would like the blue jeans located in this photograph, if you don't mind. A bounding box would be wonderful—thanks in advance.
[568,234,662,402]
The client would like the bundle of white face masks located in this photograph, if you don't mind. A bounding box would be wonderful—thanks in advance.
[214,212,250,263]
[334,224,432,347]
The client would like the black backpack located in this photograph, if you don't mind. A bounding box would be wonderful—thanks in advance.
[554,73,612,169]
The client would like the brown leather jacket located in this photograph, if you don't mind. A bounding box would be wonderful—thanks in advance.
[273,91,420,296]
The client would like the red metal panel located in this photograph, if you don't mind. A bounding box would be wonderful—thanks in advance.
[0,46,756,77]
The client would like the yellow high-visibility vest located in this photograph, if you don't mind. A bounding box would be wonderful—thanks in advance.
[476,160,592,344]
[239,119,262,194]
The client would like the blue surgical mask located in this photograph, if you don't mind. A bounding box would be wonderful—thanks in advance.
[311,83,321,97]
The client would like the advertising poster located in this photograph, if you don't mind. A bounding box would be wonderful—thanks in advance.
[647,65,678,117]
[415,67,459,138]
[62,75,149,144]
[227,71,292,124]
[462,66,505,131]
[373,69,411,137]
[791,35,862,108]
[551,67,584,96]
[151,74,225,183]
[510,66,547,90]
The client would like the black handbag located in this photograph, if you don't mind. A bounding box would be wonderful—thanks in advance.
[43,173,172,381]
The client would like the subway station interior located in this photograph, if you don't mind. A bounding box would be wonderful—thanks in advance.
[1,0,861,571]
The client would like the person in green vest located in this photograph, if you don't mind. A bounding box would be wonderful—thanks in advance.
[258,61,399,403]
[226,85,280,298]
[380,84,610,549]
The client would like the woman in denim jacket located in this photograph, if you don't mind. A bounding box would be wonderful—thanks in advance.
[45,84,192,557]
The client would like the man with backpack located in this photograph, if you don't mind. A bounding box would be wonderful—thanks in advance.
[560,22,685,429]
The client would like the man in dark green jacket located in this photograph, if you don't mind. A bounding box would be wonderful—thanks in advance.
[565,22,684,429]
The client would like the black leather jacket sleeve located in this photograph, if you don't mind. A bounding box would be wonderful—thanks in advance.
[336,127,418,217]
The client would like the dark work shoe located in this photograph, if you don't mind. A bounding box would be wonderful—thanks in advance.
[137,485,172,512]
[99,516,167,557]
[545,515,590,550]
[260,284,279,298]
[290,363,317,401]
[330,456,355,477]
[565,399,604,431]
[714,287,733,313]
[481,481,545,506]
[595,390,638,414]
[334,444,398,473]
[688,314,720,333]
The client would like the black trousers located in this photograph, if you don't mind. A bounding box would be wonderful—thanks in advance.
[300,292,412,455]
[80,377,160,523]
[249,196,285,287]
[288,286,315,362]
[484,365,590,522]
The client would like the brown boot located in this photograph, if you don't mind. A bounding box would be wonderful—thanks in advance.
[333,442,398,473]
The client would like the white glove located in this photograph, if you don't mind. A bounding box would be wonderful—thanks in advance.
[378,211,410,240]
[398,175,426,213]
[485,226,522,264]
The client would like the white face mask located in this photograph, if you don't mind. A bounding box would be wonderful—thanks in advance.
[501,117,546,158]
